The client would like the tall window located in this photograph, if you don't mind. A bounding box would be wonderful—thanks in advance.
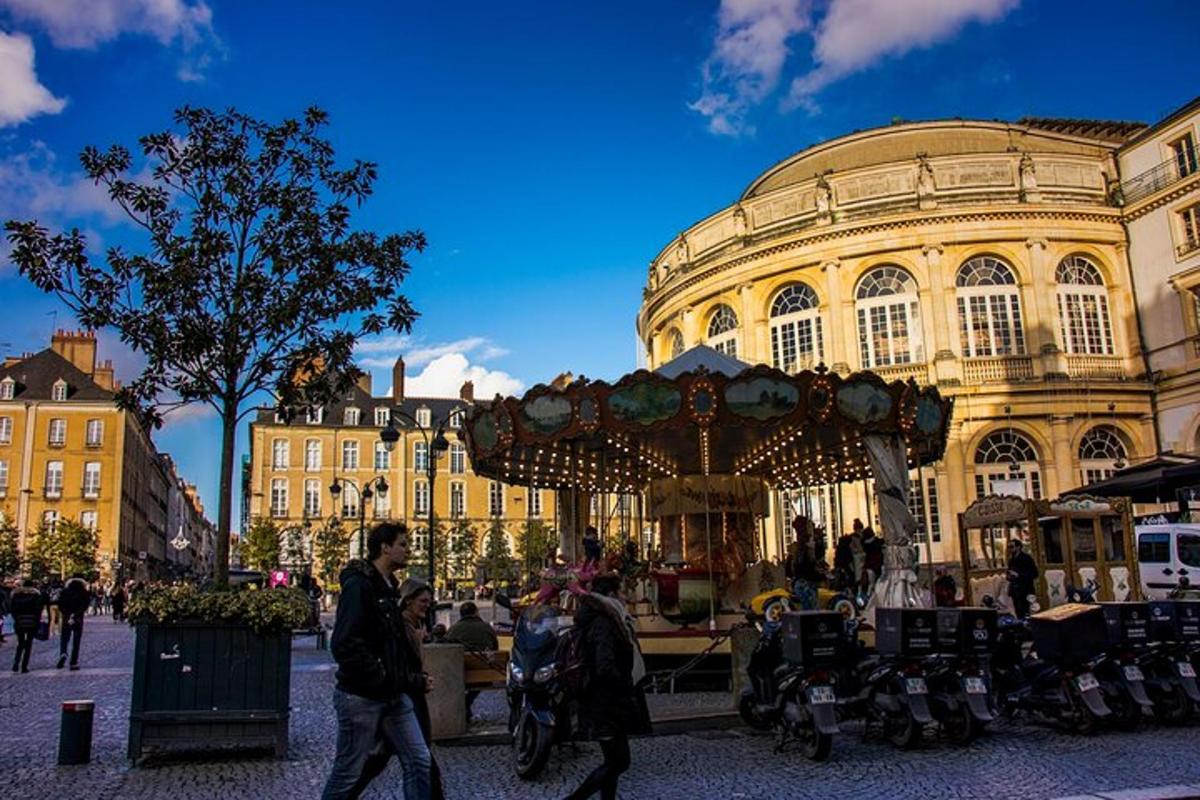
[1172,132,1198,178]
[416,407,431,428]
[706,304,739,357]
[414,441,429,472]
[374,441,390,471]
[855,266,923,367]
[450,481,465,518]
[1056,256,1114,355]
[83,462,101,498]
[341,482,360,518]
[974,430,1042,499]
[342,440,360,470]
[529,487,542,517]
[305,439,321,471]
[48,418,66,446]
[956,257,1025,357]
[272,438,289,469]
[489,481,504,517]
[51,380,68,401]
[0,416,10,444]
[85,419,103,447]
[344,407,360,426]
[667,329,684,360]
[374,407,390,427]
[373,488,390,519]
[1180,203,1200,254]
[45,460,63,497]
[1079,425,1129,484]
[414,480,430,515]
[0,459,8,496]
[769,283,823,372]
[449,442,466,474]
[42,509,59,533]
[80,510,98,531]
[271,478,288,517]
[304,479,322,517]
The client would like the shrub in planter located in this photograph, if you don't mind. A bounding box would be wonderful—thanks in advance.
[127,585,311,762]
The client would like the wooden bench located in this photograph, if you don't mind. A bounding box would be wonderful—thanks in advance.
[463,650,509,691]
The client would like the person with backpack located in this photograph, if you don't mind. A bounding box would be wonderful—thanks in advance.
[10,579,47,673]
[564,575,648,800]
[57,573,91,670]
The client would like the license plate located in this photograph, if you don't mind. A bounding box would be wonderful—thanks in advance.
[808,685,836,704]
[1179,662,1196,678]
[964,677,987,695]
[1076,673,1100,692]
[1123,665,1144,682]
[905,677,928,695]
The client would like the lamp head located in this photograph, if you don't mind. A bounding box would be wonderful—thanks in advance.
[329,479,342,497]
[432,427,451,454]
[380,419,400,453]
[376,477,389,497]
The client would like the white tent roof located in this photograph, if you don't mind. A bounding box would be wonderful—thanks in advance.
[653,344,753,379]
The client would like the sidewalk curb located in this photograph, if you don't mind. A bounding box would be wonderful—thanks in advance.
[435,711,742,748]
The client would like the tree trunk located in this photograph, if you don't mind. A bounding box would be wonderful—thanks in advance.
[215,405,238,587]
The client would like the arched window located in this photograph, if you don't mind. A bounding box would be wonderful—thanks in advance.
[706,304,739,357]
[769,283,823,372]
[1056,255,1114,355]
[667,329,684,360]
[855,266,923,368]
[1079,426,1128,484]
[956,256,1025,357]
[973,430,1042,499]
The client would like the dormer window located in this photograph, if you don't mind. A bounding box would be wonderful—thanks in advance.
[344,407,361,426]
[416,407,431,428]
[51,380,68,401]
[306,406,324,425]
[374,407,390,427]
[0,377,14,401]
[448,409,463,429]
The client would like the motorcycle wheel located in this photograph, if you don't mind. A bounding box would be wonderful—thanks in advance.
[1106,688,1142,732]
[738,692,774,731]
[1152,682,1192,726]
[513,714,554,780]
[884,711,921,749]
[941,702,977,745]
[800,726,833,762]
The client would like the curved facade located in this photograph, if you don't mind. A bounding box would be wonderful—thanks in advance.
[637,119,1156,563]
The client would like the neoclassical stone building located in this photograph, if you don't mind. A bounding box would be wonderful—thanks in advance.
[637,119,1158,563]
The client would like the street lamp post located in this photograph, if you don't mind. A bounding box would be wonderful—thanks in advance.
[380,411,449,602]
[329,475,390,558]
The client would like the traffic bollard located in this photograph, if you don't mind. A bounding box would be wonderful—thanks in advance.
[58,699,95,765]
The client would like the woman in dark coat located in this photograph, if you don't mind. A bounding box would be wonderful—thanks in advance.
[10,579,47,673]
[566,575,643,800]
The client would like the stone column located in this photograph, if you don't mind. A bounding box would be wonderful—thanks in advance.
[680,306,697,349]
[738,282,761,363]
[941,420,970,563]
[1025,238,1065,378]
[1049,415,1075,497]
[823,259,851,373]
[922,244,960,385]
[863,434,924,614]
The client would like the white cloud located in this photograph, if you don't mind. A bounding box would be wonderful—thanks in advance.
[690,0,812,137]
[0,0,222,80]
[402,353,524,400]
[784,0,1019,110]
[354,334,508,369]
[0,32,66,127]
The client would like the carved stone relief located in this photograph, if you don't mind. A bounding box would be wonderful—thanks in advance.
[934,160,1014,190]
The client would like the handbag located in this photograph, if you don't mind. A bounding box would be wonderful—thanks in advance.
[35,620,50,641]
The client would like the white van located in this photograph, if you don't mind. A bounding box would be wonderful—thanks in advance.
[1136,524,1200,599]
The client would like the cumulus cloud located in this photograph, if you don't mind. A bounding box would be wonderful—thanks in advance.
[354,334,509,369]
[691,0,1019,132]
[0,0,222,81]
[784,0,1019,110]
[402,353,524,400]
[0,32,66,127]
[690,0,812,137]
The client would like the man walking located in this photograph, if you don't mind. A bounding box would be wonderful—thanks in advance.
[322,522,431,800]
[1007,539,1039,618]
[10,579,47,673]
[57,573,91,670]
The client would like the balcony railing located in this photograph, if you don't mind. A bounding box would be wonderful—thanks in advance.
[1066,354,1126,380]
[963,355,1035,384]
[1122,156,1196,204]
[868,362,928,382]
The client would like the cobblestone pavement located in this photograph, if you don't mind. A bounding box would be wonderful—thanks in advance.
[2,618,1199,799]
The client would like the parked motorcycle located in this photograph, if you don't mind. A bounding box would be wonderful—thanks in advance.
[924,607,997,744]
[505,603,569,779]
[841,649,933,748]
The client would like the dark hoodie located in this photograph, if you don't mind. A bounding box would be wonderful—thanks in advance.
[58,577,91,617]
[10,585,47,633]
[575,594,638,735]
[331,559,423,702]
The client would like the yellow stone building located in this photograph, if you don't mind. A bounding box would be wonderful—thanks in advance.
[637,118,1160,563]
[0,330,180,578]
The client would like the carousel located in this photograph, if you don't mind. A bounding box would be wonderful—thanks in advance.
[461,346,954,657]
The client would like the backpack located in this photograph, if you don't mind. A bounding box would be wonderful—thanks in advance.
[555,624,589,697]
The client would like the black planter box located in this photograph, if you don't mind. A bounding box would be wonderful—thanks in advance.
[875,608,938,656]
[1148,600,1200,642]
[1099,602,1151,647]
[128,622,292,761]
[1029,603,1108,663]
[780,611,844,666]
[936,607,998,655]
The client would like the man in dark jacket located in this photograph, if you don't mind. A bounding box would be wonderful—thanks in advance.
[321,522,431,800]
[57,574,91,670]
[1007,539,1039,618]
[445,601,498,721]
[10,579,47,673]
[566,575,641,800]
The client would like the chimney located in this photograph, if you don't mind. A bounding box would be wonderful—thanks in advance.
[392,357,405,401]
[459,380,474,403]
[93,359,115,391]
[356,372,373,396]
[51,329,97,376]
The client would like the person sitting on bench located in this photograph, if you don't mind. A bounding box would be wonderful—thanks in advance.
[445,602,499,721]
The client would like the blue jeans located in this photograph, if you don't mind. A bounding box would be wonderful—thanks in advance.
[322,689,432,800]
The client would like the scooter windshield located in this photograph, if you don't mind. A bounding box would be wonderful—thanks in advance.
[515,604,560,650]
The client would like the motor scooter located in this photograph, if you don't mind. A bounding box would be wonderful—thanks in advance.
[503,602,569,779]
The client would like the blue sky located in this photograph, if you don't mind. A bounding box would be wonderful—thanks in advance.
[1,0,1197,527]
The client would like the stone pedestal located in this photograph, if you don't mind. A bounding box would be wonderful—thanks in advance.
[423,643,466,740]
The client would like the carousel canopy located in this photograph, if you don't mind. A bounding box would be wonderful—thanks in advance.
[461,348,954,493]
